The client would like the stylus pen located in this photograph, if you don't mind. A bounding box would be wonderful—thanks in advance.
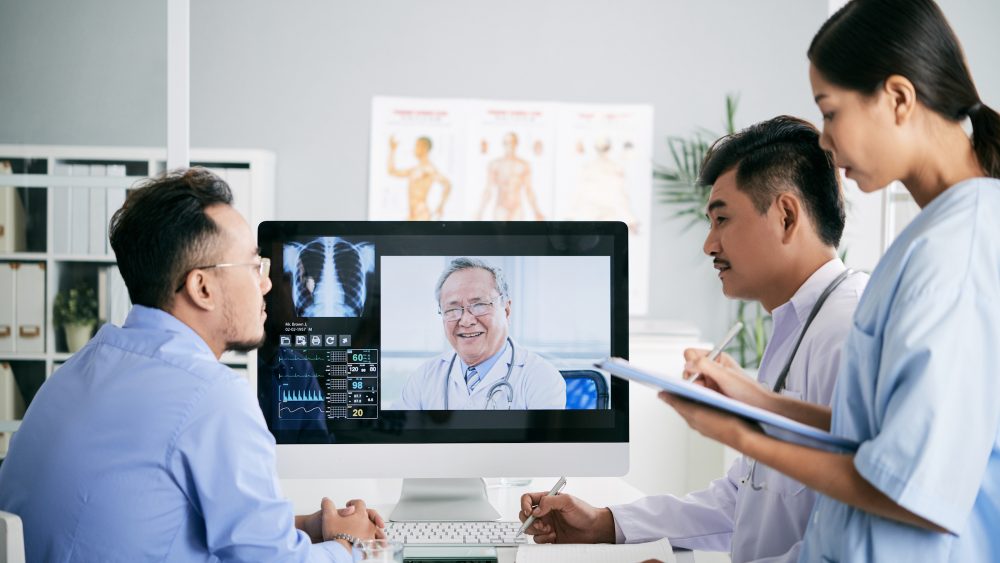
[688,321,744,385]
[516,476,567,537]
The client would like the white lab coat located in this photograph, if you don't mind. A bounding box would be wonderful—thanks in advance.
[609,259,868,563]
[399,339,566,410]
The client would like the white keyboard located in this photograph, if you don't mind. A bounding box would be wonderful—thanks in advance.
[385,521,532,546]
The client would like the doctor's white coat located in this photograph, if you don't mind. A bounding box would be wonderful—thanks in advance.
[399,340,566,410]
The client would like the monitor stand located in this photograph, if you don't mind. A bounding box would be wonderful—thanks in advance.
[390,478,502,521]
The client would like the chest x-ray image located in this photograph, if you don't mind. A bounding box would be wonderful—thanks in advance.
[283,237,376,317]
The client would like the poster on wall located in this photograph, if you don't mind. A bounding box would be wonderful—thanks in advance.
[554,104,653,313]
[463,101,558,221]
[368,96,652,315]
[368,98,464,221]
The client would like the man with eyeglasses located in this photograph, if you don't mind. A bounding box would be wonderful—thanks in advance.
[0,168,381,562]
[399,257,565,410]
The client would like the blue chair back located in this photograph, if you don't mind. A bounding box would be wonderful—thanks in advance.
[561,370,610,410]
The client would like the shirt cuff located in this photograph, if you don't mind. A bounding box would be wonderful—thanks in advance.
[608,505,626,543]
[314,540,353,563]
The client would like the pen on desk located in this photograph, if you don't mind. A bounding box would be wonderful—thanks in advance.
[688,321,743,385]
[516,476,567,537]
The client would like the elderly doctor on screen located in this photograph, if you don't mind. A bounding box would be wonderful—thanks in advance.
[400,257,566,410]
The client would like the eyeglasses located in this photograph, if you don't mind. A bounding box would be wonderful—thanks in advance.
[439,297,502,322]
[175,257,270,293]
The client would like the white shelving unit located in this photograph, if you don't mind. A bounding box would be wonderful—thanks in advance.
[0,145,275,445]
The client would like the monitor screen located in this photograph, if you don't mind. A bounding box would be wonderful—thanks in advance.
[256,221,628,462]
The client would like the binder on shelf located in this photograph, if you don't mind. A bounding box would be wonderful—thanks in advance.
[0,160,27,253]
[105,165,127,255]
[0,361,26,457]
[88,164,107,256]
[97,267,108,324]
[107,265,131,327]
[14,262,45,354]
[0,264,13,353]
[51,164,72,255]
[69,164,90,255]
[88,188,106,256]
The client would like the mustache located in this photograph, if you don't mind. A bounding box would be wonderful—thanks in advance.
[713,259,731,269]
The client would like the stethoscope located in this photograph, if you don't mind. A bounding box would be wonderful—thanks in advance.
[743,268,855,491]
[443,337,516,410]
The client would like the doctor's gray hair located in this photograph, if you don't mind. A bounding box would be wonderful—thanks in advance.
[435,257,510,305]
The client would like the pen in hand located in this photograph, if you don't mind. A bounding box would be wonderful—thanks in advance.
[516,476,567,537]
[687,321,743,385]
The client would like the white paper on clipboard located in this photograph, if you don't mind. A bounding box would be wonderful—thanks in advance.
[596,357,859,452]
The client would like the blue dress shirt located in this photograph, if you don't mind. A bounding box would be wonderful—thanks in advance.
[800,178,1000,561]
[0,305,350,562]
[458,340,509,394]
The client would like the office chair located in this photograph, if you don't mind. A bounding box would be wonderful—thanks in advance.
[560,370,610,410]
[0,511,25,563]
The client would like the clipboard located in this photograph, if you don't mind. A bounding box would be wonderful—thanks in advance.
[596,357,859,452]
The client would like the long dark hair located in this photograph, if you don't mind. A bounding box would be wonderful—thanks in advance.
[808,0,1000,179]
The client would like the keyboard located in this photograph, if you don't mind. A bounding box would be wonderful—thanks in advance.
[385,521,532,546]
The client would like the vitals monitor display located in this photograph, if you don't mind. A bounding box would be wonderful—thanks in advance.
[257,221,628,445]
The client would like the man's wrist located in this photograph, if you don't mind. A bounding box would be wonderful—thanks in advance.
[329,533,358,553]
[596,507,617,543]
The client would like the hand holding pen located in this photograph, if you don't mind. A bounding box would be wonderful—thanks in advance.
[516,476,567,537]
[685,321,743,386]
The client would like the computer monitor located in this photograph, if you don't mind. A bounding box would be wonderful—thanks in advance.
[255,221,628,520]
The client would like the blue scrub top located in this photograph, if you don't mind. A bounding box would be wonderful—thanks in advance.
[800,178,1000,562]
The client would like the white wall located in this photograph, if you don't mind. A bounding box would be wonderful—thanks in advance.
[1,0,837,344]
[3,1,999,513]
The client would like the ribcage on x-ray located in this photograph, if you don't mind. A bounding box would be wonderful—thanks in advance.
[284,237,375,317]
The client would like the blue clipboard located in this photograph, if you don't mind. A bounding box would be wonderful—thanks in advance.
[597,357,859,453]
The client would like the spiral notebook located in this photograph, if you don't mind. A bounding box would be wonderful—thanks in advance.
[596,357,859,452]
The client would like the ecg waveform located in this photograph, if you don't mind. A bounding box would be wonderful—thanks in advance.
[278,373,318,378]
[280,405,323,415]
[281,389,324,402]
[278,351,330,362]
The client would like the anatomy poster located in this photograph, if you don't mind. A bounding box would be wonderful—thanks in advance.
[368,98,464,221]
[554,104,653,315]
[368,96,652,314]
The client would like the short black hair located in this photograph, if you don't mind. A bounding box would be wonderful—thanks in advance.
[698,115,845,247]
[108,167,233,310]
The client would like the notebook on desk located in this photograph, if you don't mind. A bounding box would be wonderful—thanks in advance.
[515,538,675,563]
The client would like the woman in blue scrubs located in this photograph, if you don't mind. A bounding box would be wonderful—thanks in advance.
[661,0,1000,560]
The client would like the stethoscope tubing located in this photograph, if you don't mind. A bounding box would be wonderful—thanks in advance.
[444,337,516,410]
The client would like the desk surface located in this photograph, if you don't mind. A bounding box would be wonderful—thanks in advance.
[280,477,698,563]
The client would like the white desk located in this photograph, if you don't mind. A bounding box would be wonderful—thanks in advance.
[280,477,698,562]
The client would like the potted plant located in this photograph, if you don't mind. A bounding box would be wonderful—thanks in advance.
[654,94,772,368]
[53,286,99,353]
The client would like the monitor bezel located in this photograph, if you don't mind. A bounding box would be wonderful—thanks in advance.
[256,220,629,446]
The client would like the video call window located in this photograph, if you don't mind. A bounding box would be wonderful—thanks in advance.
[380,255,611,411]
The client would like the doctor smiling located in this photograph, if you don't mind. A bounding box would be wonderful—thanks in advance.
[400,257,566,410]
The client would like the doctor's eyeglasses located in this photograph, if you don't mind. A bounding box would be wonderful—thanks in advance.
[439,298,501,322]
[175,257,270,292]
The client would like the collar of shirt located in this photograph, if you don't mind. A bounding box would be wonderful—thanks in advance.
[757,257,847,385]
[120,304,217,360]
[457,339,509,383]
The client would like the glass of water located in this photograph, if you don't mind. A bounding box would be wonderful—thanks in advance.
[352,538,403,563]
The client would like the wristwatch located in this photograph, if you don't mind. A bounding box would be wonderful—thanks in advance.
[329,532,359,547]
